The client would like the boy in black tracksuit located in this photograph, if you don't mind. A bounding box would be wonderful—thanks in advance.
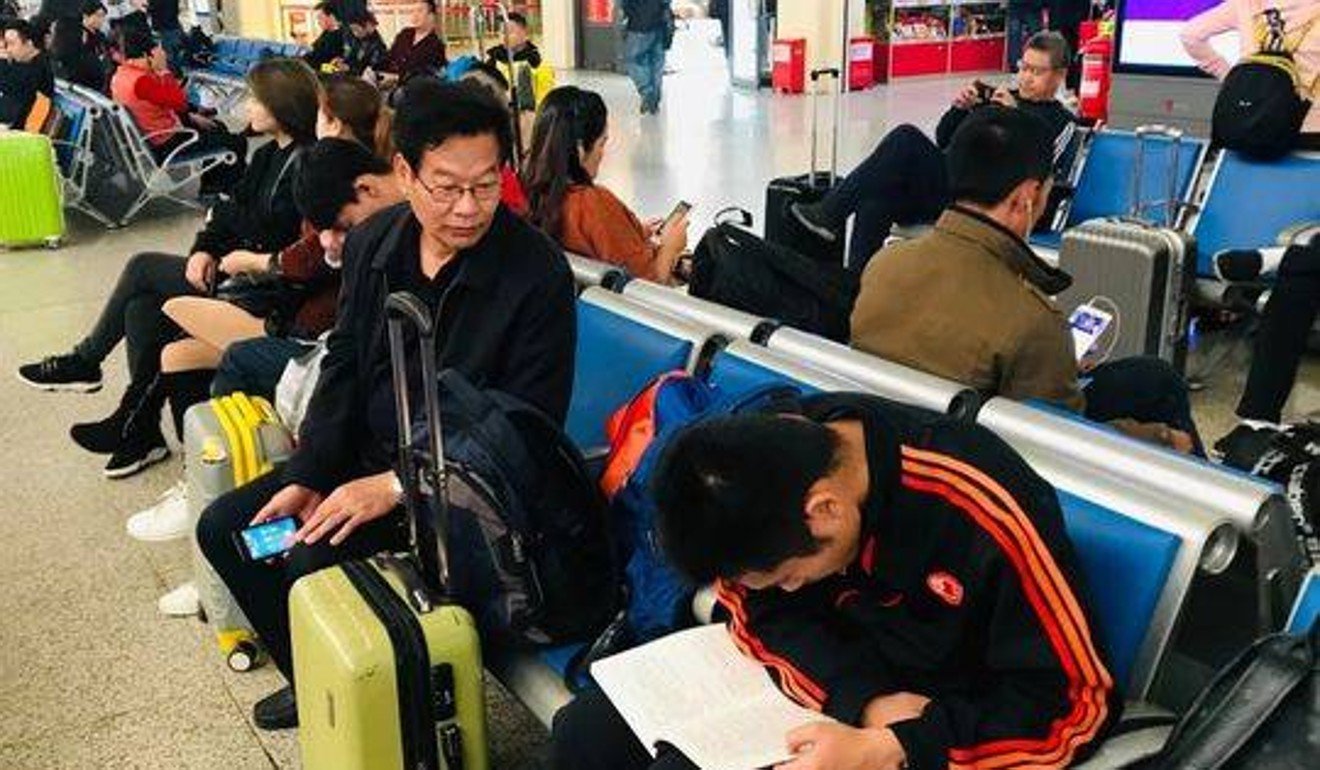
[553,393,1118,770]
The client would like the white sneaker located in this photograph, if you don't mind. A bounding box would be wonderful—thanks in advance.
[158,582,201,617]
[126,481,191,542]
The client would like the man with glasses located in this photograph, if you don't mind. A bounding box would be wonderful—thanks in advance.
[790,31,1077,275]
[197,79,577,731]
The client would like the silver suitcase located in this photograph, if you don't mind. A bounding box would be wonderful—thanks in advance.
[1056,126,1198,372]
[183,392,295,671]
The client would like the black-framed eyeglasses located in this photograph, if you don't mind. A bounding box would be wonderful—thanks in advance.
[413,175,503,208]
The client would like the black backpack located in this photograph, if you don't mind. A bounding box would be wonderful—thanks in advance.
[1212,9,1318,160]
[413,370,621,649]
[1134,624,1319,770]
[689,208,860,342]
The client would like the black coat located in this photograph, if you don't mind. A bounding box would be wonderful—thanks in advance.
[190,140,306,258]
[284,203,577,492]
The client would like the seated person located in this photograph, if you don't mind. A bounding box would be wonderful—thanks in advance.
[50,1,111,91]
[791,31,1077,273]
[339,7,387,76]
[196,79,576,731]
[1182,0,1320,150]
[553,396,1117,770]
[0,19,55,128]
[485,10,549,112]
[459,62,529,214]
[129,138,406,604]
[851,107,1203,455]
[317,72,392,158]
[302,0,344,72]
[1212,227,1320,458]
[110,25,248,194]
[16,58,319,479]
[378,0,446,88]
[525,85,689,284]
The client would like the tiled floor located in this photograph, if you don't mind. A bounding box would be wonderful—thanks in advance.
[1,25,1317,770]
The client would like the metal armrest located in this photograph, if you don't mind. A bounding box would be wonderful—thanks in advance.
[141,127,201,170]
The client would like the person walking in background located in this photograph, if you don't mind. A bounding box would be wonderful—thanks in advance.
[303,1,345,73]
[621,0,670,114]
[1181,0,1320,147]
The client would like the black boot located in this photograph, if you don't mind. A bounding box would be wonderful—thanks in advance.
[165,370,216,442]
[70,377,153,455]
[103,375,171,479]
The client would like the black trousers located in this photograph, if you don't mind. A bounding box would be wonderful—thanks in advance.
[195,468,409,680]
[1237,243,1320,423]
[552,688,699,770]
[1085,355,1205,456]
[814,124,949,274]
[73,251,194,387]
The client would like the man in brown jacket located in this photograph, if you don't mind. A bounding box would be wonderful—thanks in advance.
[850,107,1201,454]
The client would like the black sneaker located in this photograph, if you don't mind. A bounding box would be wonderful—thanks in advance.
[253,686,298,731]
[103,427,170,479]
[1212,249,1264,283]
[70,410,130,455]
[17,353,102,392]
[789,201,838,243]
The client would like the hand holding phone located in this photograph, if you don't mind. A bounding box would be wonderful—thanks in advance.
[659,200,692,240]
[234,516,298,562]
[974,80,996,103]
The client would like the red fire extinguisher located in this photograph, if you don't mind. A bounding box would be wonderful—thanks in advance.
[1079,35,1113,124]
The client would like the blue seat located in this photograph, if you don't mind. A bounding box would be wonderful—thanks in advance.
[1057,491,1180,689]
[1286,567,1319,634]
[1055,130,1206,231]
[51,94,85,175]
[705,348,821,396]
[564,290,711,451]
[1191,151,1320,277]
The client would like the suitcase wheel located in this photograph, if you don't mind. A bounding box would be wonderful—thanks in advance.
[226,640,264,673]
[43,236,61,250]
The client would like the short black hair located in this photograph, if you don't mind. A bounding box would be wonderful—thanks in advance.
[652,414,841,585]
[1025,30,1070,70]
[4,18,36,44]
[945,106,1054,206]
[294,137,392,230]
[314,0,340,19]
[392,78,513,170]
[81,0,106,17]
[507,11,528,28]
[118,23,155,59]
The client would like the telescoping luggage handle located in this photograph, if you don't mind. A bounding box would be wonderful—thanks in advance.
[1130,124,1185,228]
[385,291,450,611]
[809,67,842,189]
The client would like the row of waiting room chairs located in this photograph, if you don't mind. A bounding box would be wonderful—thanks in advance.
[482,253,1310,769]
[951,126,1320,289]
[48,79,237,227]
[186,36,308,114]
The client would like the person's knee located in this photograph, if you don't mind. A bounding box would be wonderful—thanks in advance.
[196,498,236,566]
[1126,356,1188,397]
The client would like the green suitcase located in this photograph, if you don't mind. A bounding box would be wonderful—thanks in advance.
[0,131,65,248]
[290,291,489,770]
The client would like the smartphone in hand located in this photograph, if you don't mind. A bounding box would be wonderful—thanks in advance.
[233,516,298,562]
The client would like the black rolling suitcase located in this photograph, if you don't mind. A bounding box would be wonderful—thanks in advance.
[764,67,846,266]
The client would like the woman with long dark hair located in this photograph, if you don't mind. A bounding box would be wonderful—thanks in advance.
[524,85,688,283]
[17,58,321,479]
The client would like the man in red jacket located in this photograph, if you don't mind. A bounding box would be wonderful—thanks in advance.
[553,393,1118,770]
[110,24,245,191]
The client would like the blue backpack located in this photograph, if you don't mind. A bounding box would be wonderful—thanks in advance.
[593,373,801,648]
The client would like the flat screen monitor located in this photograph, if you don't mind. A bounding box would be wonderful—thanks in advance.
[1114,0,1241,77]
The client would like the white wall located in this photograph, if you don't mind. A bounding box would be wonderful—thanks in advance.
[540,0,578,70]
[777,0,865,72]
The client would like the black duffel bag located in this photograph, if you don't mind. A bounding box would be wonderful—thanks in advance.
[1135,623,1318,770]
[689,208,859,342]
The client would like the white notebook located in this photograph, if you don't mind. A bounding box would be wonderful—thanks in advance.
[591,624,830,770]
